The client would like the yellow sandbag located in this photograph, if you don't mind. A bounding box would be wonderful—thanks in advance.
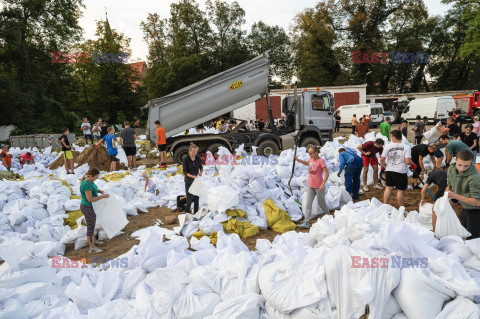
[103,171,130,182]
[221,218,259,238]
[70,195,81,200]
[63,210,86,230]
[167,173,173,178]
[226,209,247,218]
[192,230,218,245]
[263,199,296,233]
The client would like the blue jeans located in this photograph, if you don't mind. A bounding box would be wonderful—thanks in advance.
[345,158,363,199]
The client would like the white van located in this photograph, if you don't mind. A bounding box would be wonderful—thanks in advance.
[336,103,384,127]
[402,96,453,123]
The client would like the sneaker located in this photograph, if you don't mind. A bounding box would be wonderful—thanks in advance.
[359,189,364,195]
[95,241,104,246]
[363,186,369,192]
[89,246,103,253]
[373,184,383,190]
[412,185,421,190]
[297,222,310,229]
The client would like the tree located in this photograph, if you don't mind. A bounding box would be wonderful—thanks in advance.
[0,0,84,133]
[71,19,146,125]
[248,21,293,83]
[292,6,343,87]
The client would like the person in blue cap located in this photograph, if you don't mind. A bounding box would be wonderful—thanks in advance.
[338,147,364,199]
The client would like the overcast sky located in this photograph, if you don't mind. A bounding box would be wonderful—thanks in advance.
[78,0,452,62]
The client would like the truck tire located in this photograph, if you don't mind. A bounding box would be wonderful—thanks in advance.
[300,137,320,149]
[258,140,279,157]
[173,145,189,164]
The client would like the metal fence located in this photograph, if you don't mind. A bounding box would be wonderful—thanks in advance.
[10,134,75,149]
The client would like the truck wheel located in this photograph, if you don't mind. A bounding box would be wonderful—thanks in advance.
[258,140,279,157]
[300,137,321,149]
[173,145,189,164]
[206,143,225,159]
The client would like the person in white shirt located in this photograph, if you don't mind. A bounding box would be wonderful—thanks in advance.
[380,130,415,207]
[81,118,93,145]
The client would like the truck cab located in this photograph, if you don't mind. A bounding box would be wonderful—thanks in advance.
[281,90,335,149]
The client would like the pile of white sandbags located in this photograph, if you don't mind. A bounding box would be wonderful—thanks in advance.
[1,198,479,318]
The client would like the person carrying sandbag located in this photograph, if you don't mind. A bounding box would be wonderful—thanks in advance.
[182,143,203,214]
[294,145,330,229]
[80,168,110,253]
[338,147,364,200]
[446,150,480,239]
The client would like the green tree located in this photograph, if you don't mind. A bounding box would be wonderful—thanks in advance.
[248,21,293,83]
[292,6,343,87]
[0,0,84,133]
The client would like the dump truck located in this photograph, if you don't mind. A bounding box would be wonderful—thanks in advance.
[144,52,335,164]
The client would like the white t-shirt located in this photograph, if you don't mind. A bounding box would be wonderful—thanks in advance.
[81,123,91,135]
[381,142,411,174]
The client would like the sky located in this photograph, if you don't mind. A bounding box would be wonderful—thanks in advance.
[77,0,453,62]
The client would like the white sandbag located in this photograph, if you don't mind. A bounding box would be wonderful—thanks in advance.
[189,177,209,198]
[0,265,58,289]
[87,299,133,318]
[433,192,471,238]
[211,293,262,319]
[259,251,327,313]
[6,282,51,305]
[393,268,455,319]
[121,268,147,299]
[74,237,89,250]
[64,199,81,212]
[0,299,29,319]
[423,125,437,141]
[435,297,480,319]
[206,186,239,212]
[437,236,474,263]
[419,203,433,230]
[25,295,64,318]
[173,285,221,319]
[92,197,129,238]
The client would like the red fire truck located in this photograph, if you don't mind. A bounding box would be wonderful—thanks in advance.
[454,91,480,117]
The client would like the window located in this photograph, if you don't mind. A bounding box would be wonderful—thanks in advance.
[475,94,479,102]
[312,94,330,111]
[371,108,383,115]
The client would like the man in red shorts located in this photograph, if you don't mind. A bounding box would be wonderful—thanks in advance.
[357,138,385,192]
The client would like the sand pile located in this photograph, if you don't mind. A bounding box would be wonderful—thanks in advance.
[49,146,126,171]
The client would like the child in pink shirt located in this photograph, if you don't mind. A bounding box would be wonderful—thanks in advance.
[294,145,330,228]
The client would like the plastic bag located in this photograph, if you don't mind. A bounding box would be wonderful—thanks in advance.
[0,299,29,319]
[92,197,129,238]
[433,192,471,238]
